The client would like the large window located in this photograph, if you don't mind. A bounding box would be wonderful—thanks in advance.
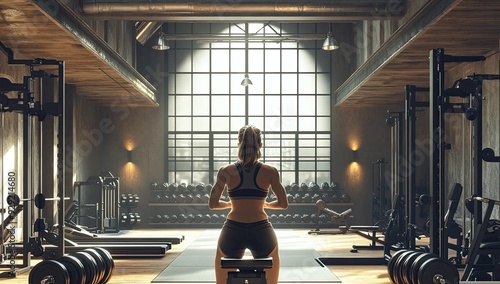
[166,23,331,185]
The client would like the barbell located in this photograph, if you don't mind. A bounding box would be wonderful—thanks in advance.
[7,193,69,209]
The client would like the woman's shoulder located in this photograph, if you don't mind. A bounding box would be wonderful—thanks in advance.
[218,163,239,175]
[259,162,278,173]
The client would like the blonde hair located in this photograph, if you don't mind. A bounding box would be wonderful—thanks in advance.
[238,125,262,167]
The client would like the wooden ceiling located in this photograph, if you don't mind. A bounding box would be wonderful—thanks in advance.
[336,0,500,107]
[0,1,158,107]
[1,0,498,108]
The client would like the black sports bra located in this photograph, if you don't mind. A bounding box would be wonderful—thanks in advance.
[227,162,268,200]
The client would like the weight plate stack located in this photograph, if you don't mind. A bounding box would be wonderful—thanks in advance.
[58,255,87,284]
[83,249,106,284]
[387,249,410,284]
[73,251,99,284]
[87,247,115,283]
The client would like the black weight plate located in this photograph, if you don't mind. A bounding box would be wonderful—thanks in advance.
[401,251,424,284]
[410,253,435,284]
[418,257,459,284]
[393,250,414,284]
[92,247,115,283]
[84,249,106,284]
[58,255,87,284]
[74,251,99,284]
[29,260,70,284]
[387,249,409,284]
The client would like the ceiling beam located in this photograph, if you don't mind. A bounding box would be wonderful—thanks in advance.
[334,0,461,106]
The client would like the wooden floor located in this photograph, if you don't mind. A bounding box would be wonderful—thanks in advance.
[2,228,396,284]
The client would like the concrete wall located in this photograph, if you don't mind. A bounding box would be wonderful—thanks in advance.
[331,106,392,225]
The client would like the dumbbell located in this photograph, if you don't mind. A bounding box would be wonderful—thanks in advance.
[178,214,187,223]
[153,194,162,203]
[196,183,205,192]
[294,193,302,203]
[312,193,321,202]
[193,194,202,203]
[187,184,196,192]
[211,214,219,223]
[169,183,178,192]
[162,215,170,223]
[194,214,203,223]
[161,182,169,190]
[120,213,129,227]
[203,214,212,223]
[170,214,178,223]
[340,194,351,203]
[201,194,210,203]
[302,214,311,223]
[287,194,295,203]
[321,182,330,191]
[184,194,194,203]
[153,215,162,223]
[161,193,171,203]
[150,182,159,190]
[293,214,302,223]
[303,193,312,203]
[134,213,141,226]
[120,194,129,205]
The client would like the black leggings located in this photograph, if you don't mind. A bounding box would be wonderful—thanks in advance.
[218,219,277,258]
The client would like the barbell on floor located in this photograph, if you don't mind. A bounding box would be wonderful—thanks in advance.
[387,249,459,284]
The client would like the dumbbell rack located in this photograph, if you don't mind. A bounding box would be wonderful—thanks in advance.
[119,193,141,229]
[147,182,353,228]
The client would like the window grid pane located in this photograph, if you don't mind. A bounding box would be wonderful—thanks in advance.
[167,23,331,185]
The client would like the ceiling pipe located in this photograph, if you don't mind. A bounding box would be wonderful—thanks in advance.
[136,22,163,45]
[80,0,406,22]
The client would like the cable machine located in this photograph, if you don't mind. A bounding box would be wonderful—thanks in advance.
[0,41,66,276]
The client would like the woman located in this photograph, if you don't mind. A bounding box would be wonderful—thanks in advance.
[209,125,288,284]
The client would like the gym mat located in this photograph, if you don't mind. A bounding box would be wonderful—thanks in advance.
[152,230,341,283]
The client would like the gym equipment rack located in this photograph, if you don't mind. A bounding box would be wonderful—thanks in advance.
[0,41,67,275]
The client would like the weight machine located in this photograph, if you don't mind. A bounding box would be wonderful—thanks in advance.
[0,41,67,276]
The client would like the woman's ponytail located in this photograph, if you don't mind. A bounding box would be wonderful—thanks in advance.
[238,125,262,167]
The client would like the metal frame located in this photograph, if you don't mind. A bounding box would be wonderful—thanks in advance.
[0,41,66,275]
[428,48,485,258]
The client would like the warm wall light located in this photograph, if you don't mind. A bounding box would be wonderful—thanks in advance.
[127,150,133,163]
[352,150,358,162]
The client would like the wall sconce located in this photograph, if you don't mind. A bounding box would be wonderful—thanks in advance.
[127,150,133,163]
[352,150,358,162]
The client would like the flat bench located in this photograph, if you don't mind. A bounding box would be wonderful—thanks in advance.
[339,225,385,250]
[221,257,273,284]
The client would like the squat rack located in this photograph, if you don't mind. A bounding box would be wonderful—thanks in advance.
[0,41,66,275]
[428,48,487,259]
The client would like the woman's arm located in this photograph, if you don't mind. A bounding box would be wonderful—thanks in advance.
[208,167,232,210]
[264,167,288,210]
